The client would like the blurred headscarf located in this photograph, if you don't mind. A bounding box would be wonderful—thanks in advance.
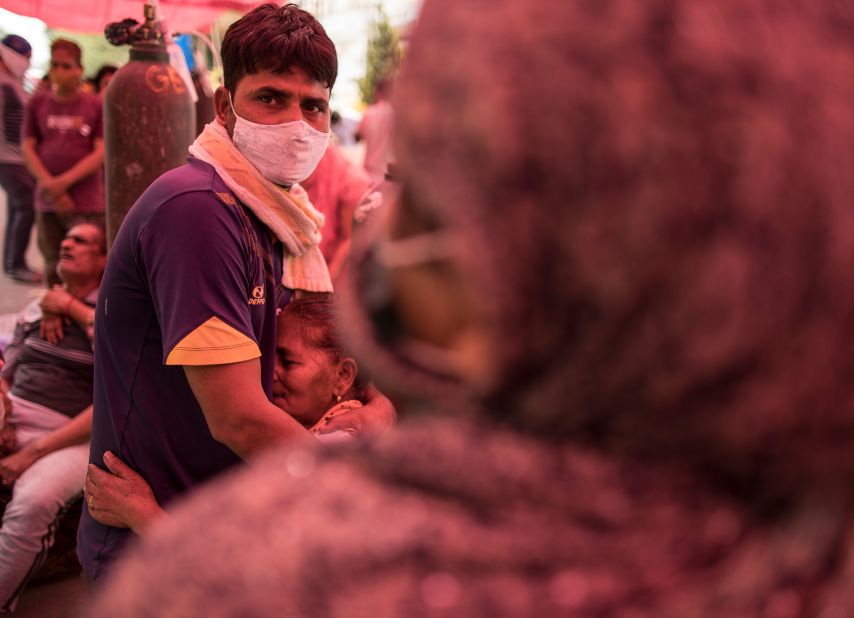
[89,0,854,615]
[348,0,854,495]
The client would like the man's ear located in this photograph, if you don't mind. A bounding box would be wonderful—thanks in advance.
[213,86,232,126]
[335,357,358,398]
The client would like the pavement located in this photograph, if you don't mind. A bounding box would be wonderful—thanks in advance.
[0,189,91,615]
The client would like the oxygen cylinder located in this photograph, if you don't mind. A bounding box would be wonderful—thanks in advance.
[103,7,196,247]
[192,70,215,136]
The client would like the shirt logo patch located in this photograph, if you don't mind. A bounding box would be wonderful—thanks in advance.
[46,114,85,133]
[249,285,265,305]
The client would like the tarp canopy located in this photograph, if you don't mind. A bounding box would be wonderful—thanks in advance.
[1,0,264,33]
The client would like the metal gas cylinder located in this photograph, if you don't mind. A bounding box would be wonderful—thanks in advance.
[192,70,215,136]
[103,4,196,247]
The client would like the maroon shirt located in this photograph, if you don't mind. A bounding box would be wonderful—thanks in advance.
[24,91,104,213]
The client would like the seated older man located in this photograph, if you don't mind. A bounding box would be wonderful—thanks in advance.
[0,222,105,612]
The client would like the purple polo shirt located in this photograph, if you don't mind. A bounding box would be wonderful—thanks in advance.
[78,158,288,580]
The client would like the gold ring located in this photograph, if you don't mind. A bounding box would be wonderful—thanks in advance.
[88,495,94,509]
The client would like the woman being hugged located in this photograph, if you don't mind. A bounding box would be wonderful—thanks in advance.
[85,298,381,532]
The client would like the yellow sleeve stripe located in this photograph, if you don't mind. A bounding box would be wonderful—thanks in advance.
[165,316,261,366]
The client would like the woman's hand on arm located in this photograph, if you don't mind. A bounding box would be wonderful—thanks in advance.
[85,451,166,534]
[318,384,396,437]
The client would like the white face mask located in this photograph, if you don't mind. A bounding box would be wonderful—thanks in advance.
[229,93,330,187]
[0,45,29,82]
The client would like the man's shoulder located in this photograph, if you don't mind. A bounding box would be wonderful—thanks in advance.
[140,159,233,208]
[122,159,242,241]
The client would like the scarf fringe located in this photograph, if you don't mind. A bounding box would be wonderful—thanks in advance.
[189,122,333,293]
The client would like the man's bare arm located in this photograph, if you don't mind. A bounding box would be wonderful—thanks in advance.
[184,359,312,459]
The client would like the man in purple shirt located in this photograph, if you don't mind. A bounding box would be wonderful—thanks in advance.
[22,38,104,287]
[78,4,392,580]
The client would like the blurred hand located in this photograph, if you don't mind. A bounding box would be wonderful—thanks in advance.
[39,312,66,344]
[40,176,70,201]
[353,190,383,224]
[52,193,76,216]
[85,451,165,533]
[0,446,37,486]
[0,379,13,457]
[0,376,9,420]
[0,425,15,458]
[40,286,73,315]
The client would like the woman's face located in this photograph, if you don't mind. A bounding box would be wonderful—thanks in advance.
[272,318,338,428]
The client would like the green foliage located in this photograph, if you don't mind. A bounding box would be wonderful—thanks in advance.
[358,5,400,105]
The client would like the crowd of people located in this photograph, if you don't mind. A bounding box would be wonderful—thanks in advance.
[2,0,854,615]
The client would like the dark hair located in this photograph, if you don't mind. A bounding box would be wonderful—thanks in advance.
[282,298,368,402]
[221,3,337,94]
[2,34,31,57]
[92,64,118,92]
[50,38,82,66]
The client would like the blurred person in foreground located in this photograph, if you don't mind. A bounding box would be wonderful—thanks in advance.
[89,0,854,615]
[77,3,393,582]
